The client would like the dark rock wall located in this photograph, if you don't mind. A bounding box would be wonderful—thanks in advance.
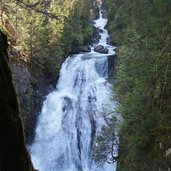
[9,57,57,145]
[107,54,117,80]
[0,31,34,171]
[10,58,34,144]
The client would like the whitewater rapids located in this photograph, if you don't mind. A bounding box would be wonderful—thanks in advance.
[30,7,117,171]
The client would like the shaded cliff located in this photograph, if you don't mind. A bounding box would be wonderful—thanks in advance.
[0,31,34,171]
[1,0,97,145]
[9,57,54,145]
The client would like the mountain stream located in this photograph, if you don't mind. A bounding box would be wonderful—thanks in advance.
[30,7,117,171]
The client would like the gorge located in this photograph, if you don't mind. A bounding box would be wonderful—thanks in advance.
[1,0,170,171]
[30,7,117,171]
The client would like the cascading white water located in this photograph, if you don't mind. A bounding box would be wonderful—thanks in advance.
[30,7,117,171]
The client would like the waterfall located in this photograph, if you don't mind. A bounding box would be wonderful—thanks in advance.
[30,7,117,171]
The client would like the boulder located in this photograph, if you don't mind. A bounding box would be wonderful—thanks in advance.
[71,46,80,54]
[70,41,81,54]
[96,28,103,33]
[94,45,109,54]
[106,37,112,45]
[92,37,100,44]
[80,45,91,52]
[92,28,102,44]
[101,10,108,19]
[108,54,117,79]
[93,32,101,39]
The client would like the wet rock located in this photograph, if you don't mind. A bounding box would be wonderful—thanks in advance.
[10,52,58,144]
[71,44,91,54]
[101,10,108,19]
[62,96,73,112]
[106,37,112,45]
[94,45,109,54]
[92,37,100,44]
[92,28,101,44]
[96,28,103,33]
[95,58,108,77]
[80,45,91,52]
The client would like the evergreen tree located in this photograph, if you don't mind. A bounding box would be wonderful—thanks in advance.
[99,0,171,170]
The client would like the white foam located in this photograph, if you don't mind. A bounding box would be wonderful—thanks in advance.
[30,7,117,171]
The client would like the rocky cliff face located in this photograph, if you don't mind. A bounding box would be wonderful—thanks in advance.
[9,56,57,145]
[0,31,34,171]
[9,58,33,143]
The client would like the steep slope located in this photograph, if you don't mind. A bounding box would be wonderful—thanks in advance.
[0,31,34,171]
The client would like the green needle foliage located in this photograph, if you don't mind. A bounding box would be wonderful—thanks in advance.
[98,0,171,170]
[0,0,96,145]
[1,0,95,83]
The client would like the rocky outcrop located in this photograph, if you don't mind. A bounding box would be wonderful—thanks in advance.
[80,45,91,52]
[101,10,108,19]
[71,42,91,54]
[92,28,102,44]
[0,31,34,171]
[9,56,57,144]
[94,45,109,54]
[9,58,34,143]
[106,37,112,45]
[97,28,103,33]
[107,54,117,79]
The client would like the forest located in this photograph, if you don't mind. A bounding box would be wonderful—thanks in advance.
[101,0,171,170]
[0,0,171,171]
[0,0,96,144]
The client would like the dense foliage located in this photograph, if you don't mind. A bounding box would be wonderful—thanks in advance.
[0,0,95,82]
[0,0,97,144]
[98,0,171,170]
